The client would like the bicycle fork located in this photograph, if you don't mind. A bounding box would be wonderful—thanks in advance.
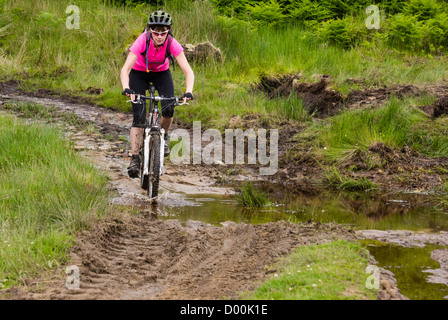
[159,128,165,176]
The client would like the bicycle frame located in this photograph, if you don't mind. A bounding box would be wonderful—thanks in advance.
[142,85,165,178]
[128,85,187,198]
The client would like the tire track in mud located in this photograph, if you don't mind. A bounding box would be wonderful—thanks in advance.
[14,216,355,300]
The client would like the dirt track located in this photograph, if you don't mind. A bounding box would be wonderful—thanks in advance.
[1,80,442,300]
[0,86,359,300]
[5,217,355,300]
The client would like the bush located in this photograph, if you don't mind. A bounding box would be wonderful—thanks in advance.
[318,16,366,48]
[211,0,251,19]
[387,14,423,50]
[421,13,448,52]
[403,0,442,20]
[210,0,448,54]
[287,0,336,23]
[246,0,286,27]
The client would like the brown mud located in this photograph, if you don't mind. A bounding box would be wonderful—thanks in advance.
[3,217,356,300]
[1,79,444,299]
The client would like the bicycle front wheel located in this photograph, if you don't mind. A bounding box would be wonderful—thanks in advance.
[140,148,149,191]
[148,134,161,198]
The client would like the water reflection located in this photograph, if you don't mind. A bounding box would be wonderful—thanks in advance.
[159,187,448,232]
[159,194,288,226]
[365,242,448,300]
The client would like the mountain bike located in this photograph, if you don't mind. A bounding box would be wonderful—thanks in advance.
[127,84,187,199]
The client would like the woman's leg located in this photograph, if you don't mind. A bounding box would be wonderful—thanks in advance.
[153,70,175,156]
[128,69,148,177]
[153,70,175,132]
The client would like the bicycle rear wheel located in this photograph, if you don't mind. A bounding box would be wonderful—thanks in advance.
[148,134,161,198]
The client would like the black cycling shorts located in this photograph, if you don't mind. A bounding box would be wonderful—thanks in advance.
[129,68,175,128]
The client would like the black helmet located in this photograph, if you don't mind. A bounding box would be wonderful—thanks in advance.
[147,10,172,26]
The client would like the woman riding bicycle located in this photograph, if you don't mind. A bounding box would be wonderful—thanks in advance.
[120,10,194,178]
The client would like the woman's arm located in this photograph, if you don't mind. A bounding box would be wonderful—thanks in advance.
[175,51,194,97]
[120,51,138,91]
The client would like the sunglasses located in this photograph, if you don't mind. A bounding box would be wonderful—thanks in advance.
[150,28,169,36]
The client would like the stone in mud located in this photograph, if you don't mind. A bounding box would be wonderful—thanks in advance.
[356,229,448,248]
[423,249,448,287]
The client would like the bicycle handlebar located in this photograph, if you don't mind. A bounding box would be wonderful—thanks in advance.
[127,94,188,106]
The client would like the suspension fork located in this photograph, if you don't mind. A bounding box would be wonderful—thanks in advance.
[160,127,165,176]
[153,105,165,176]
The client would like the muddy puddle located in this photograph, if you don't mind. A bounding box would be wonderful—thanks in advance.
[161,189,447,231]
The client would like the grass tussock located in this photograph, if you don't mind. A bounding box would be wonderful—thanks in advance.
[236,182,271,207]
[245,240,377,300]
[323,167,378,192]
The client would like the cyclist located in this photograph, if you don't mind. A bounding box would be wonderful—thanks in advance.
[120,10,194,178]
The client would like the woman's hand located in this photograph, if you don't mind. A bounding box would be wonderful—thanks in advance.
[122,88,135,102]
[182,92,193,104]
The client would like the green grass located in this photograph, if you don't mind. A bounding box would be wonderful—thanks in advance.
[319,97,424,163]
[293,96,448,166]
[409,116,448,157]
[244,240,377,300]
[323,167,378,192]
[0,114,111,288]
[236,182,271,207]
[0,100,57,120]
[1,0,448,131]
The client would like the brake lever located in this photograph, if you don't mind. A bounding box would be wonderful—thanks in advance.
[126,95,143,104]
[126,100,143,104]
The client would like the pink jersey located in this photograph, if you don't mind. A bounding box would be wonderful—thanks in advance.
[129,32,183,72]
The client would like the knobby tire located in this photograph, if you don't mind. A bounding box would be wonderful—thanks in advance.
[140,148,149,191]
[148,134,161,198]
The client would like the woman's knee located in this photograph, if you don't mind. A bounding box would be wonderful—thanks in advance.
[132,104,146,127]
[161,104,174,118]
